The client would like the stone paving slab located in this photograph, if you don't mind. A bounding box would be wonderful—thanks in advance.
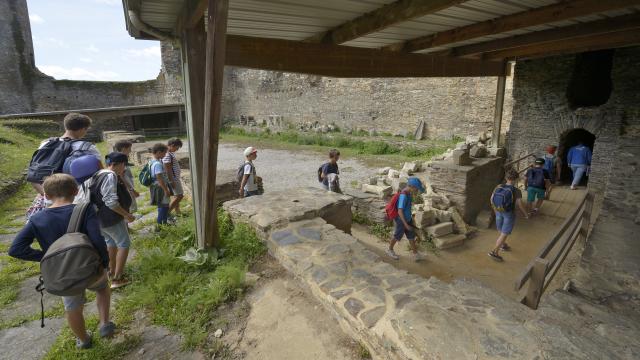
[227,194,640,359]
[0,317,64,360]
[0,276,60,324]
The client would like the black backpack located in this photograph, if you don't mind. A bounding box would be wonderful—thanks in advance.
[317,163,325,183]
[527,168,546,189]
[89,171,132,227]
[26,138,75,183]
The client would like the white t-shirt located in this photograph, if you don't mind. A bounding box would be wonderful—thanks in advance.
[243,162,258,192]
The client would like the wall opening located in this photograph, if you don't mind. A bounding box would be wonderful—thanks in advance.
[566,50,614,110]
[557,128,596,184]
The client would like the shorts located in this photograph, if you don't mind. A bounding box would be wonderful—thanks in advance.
[244,190,259,197]
[150,184,170,207]
[527,187,546,202]
[102,220,131,248]
[393,217,416,241]
[495,211,516,235]
[62,271,108,311]
[171,179,184,196]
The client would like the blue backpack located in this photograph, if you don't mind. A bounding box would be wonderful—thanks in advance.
[543,154,556,177]
[491,185,515,212]
[527,168,546,189]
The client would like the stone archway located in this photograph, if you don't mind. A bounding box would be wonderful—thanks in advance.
[557,128,596,184]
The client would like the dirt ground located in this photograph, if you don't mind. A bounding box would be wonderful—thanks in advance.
[352,186,587,300]
[218,257,364,360]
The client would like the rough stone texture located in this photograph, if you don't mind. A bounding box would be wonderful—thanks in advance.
[452,149,471,166]
[345,189,387,224]
[180,170,238,204]
[425,222,453,237]
[469,144,487,158]
[424,156,505,223]
[361,184,392,198]
[433,233,466,249]
[0,318,65,360]
[226,197,640,359]
[413,210,435,229]
[222,67,513,140]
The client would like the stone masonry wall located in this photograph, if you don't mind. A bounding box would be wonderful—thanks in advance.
[221,67,513,140]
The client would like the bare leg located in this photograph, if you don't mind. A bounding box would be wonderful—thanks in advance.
[95,286,111,327]
[389,239,398,251]
[492,233,509,254]
[66,306,89,342]
[170,195,184,214]
[107,247,117,277]
[114,248,129,279]
[408,240,418,254]
[535,198,544,211]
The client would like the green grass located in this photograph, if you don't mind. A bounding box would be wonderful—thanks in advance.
[0,125,41,181]
[45,208,265,358]
[371,223,392,240]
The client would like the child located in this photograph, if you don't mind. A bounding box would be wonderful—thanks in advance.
[89,152,135,289]
[239,146,259,198]
[113,140,139,214]
[488,169,529,262]
[320,149,340,191]
[386,177,426,262]
[567,142,592,190]
[149,143,171,226]
[9,174,114,349]
[163,138,184,218]
[524,158,551,216]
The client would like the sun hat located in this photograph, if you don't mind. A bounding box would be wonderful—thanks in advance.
[243,146,258,157]
[407,177,425,193]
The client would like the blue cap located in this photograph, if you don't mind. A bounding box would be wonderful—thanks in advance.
[407,177,425,193]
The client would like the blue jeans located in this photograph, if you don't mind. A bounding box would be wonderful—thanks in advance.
[570,165,588,187]
[244,190,259,197]
[495,211,516,235]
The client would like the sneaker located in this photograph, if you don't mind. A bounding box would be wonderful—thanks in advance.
[99,321,116,338]
[414,252,425,262]
[76,332,93,350]
[110,278,130,289]
[500,244,511,251]
[385,249,400,260]
[570,186,577,190]
[488,251,504,262]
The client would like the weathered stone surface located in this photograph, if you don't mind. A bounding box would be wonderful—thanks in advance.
[392,294,414,310]
[413,210,435,229]
[344,298,364,318]
[433,208,452,222]
[425,222,453,237]
[488,147,506,158]
[367,177,377,185]
[376,167,391,175]
[298,227,322,241]
[433,233,466,249]
[0,318,65,360]
[452,149,471,166]
[401,162,419,174]
[361,184,392,198]
[387,169,400,179]
[391,177,407,193]
[330,288,353,300]
[360,306,386,328]
[359,286,386,304]
[469,144,487,158]
[475,209,494,228]
[271,229,300,246]
[449,207,469,234]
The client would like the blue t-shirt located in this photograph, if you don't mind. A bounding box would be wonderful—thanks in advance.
[321,162,339,186]
[397,192,412,222]
[9,204,109,268]
[150,160,165,184]
[567,145,592,166]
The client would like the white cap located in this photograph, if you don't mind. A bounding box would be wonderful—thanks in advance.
[243,146,257,157]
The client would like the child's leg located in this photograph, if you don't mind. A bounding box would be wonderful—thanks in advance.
[107,247,117,276]
[408,239,418,254]
[493,233,508,254]
[66,306,89,342]
[389,238,398,251]
[535,197,544,210]
[170,195,184,214]
[115,248,129,279]
[95,286,111,327]
[157,206,169,224]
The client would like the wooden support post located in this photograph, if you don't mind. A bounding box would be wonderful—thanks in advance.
[201,0,229,248]
[181,20,207,246]
[522,258,549,310]
[492,74,506,148]
[580,192,594,241]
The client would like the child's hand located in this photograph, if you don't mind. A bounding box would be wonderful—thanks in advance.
[133,190,140,197]
[126,214,136,223]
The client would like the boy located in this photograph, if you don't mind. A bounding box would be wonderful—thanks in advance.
[149,143,171,225]
[113,140,139,214]
[488,169,529,262]
[89,152,135,289]
[239,146,259,198]
[542,145,561,184]
[320,149,340,191]
[27,113,102,219]
[163,138,184,217]
[567,142,592,190]
[386,177,426,262]
[9,174,114,349]
[524,158,551,216]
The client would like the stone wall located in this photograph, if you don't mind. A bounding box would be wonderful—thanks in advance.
[0,0,183,116]
[221,67,513,140]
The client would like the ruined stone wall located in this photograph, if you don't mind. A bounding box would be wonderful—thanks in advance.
[222,67,513,140]
[0,0,183,116]
[506,47,640,220]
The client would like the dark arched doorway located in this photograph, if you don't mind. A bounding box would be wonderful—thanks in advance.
[557,128,596,184]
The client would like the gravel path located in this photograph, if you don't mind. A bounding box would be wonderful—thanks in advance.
[216,143,376,192]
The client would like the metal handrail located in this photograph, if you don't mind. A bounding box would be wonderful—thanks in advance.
[515,191,594,309]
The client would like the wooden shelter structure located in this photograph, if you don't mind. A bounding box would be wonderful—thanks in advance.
[122,0,640,248]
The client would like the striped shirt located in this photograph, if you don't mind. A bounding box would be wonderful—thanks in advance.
[162,152,181,180]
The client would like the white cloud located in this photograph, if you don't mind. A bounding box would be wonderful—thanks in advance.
[93,0,120,5]
[46,37,69,48]
[29,14,44,24]
[86,44,100,53]
[126,46,161,58]
[79,57,93,63]
[39,65,120,81]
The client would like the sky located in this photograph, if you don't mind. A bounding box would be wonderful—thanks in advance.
[27,0,162,82]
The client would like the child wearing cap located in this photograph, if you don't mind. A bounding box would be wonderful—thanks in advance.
[149,143,171,226]
[386,177,426,262]
[113,140,139,214]
[163,138,184,218]
[239,146,259,198]
[524,158,552,216]
[88,152,135,289]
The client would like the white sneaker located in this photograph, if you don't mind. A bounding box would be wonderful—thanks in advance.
[386,249,399,260]
[414,252,425,262]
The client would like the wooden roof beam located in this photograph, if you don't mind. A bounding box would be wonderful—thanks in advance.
[225,35,506,77]
[386,0,640,53]
[482,29,640,61]
[175,0,207,32]
[450,13,640,58]
[306,0,467,44]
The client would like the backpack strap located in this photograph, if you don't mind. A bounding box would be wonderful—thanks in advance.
[67,202,91,233]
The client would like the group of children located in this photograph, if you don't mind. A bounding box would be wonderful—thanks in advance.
[8,113,186,349]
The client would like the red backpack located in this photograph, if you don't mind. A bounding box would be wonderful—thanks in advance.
[385,190,409,220]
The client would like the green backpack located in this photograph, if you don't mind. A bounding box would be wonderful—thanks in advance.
[138,160,156,187]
